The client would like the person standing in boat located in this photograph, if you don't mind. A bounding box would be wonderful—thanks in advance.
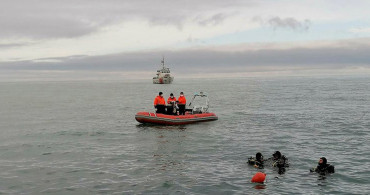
[177,92,186,115]
[154,92,166,114]
[166,93,177,115]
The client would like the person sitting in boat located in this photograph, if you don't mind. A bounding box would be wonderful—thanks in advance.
[310,157,335,175]
[166,93,177,115]
[248,152,264,169]
[177,92,186,115]
[154,92,166,114]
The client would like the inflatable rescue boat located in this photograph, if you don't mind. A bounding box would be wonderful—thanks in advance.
[135,112,217,125]
[135,92,218,125]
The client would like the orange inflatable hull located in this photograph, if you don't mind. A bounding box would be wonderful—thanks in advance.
[135,112,218,125]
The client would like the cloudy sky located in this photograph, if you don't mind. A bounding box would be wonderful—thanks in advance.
[1,0,370,80]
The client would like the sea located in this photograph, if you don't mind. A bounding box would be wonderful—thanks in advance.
[0,75,369,194]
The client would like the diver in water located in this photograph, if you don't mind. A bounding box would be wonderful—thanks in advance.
[268,151,289,168]
[248,152,264,169]
[265,151,289,174]
[310,157,335,175]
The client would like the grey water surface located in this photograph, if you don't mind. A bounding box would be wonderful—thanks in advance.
[0,76,369,194]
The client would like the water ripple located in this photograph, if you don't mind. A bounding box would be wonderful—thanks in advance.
[1,77,369,194]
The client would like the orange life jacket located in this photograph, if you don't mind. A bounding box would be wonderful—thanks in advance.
[154,95,166,106]
[167,96,177,104]
[178,95,186,105]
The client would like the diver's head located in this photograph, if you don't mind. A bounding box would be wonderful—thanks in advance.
[319,157,327,165]
[273,151,281,159]
[256,152,263,161]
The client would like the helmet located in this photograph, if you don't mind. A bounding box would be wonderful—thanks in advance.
[256,152,263,161]
[320,157,327,165]
[273,151,281,159]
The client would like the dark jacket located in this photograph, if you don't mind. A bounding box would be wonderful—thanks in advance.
[248,157,264,169]
[265,155,289,168]
[311,164,335,174]
[310,157,335,174]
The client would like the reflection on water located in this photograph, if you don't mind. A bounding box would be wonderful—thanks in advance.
[254,184,266,190]
[151,127,188,172]
[136,123,187,131]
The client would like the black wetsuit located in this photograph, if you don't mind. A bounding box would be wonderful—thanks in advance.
[273,155,289,168]
[248,157,264,169]
[266,155,289,168]
[265,155,289,174]
[310,164,335,174]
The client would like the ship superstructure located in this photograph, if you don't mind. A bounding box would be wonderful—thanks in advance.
[153,57,174,84]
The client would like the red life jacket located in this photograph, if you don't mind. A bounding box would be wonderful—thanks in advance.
[154,95,165,106]
[167,96,177,104]
[178,95,186,105]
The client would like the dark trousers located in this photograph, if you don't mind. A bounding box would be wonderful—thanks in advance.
[166,105,177,115]
[156,105,166,114]
[178,105,186,115]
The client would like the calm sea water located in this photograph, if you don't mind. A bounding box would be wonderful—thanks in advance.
[0,76,369,194]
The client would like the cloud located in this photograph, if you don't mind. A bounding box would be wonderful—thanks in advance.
[32,55,89,63]
[0,16,100,39]
[0,0,249,39]
[267,17,311,31]
[196,13,228,26]
[349,27,370,33]
[1,1,102,39]
[1,38,369,74]
[1,0,369,42]
[1,0,370,68]
[0,43,29,48]
[252,16,311,32]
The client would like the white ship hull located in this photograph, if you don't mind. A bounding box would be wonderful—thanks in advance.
[153,57,174,84]
[153,76,174,84]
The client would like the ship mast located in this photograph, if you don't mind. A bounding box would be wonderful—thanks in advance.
[161,56,165,69]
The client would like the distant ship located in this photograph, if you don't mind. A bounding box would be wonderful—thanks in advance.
[153,57,174,84]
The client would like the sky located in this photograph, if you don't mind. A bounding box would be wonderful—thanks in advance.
[1,0,370,81]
